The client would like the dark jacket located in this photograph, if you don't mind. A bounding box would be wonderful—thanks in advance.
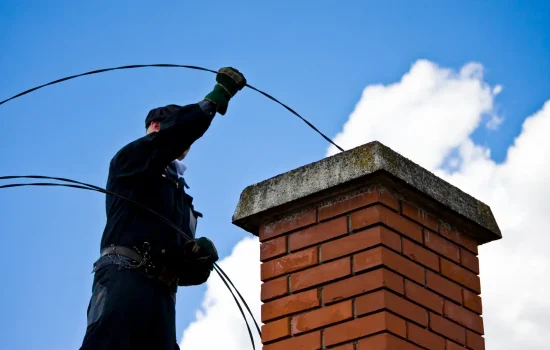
[99,103,215,266]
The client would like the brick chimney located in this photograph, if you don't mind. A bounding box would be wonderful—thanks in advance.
[232,141,501,350]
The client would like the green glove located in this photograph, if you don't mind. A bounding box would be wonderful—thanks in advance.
[205,67,247,115]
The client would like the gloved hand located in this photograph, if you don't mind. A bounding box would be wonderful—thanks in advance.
[182,237,219,266]
[204,67,246,115]
[177,261,212,286]
[177,237,219,286]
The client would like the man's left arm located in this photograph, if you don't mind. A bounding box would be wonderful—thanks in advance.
[177,237,219,286]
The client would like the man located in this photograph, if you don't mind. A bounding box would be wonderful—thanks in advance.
[80,67,247,350]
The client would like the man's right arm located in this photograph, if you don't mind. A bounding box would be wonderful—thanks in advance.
[111,102,215,179]
[111,67,246,179]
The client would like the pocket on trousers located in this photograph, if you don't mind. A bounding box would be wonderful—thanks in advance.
[87,282,107,327]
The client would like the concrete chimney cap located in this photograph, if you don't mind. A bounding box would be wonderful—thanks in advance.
[232,141,501,245]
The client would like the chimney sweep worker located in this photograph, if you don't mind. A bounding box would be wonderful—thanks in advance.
[79,67,247,350]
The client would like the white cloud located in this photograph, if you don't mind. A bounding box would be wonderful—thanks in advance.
[179,59,550,350]
[486,113,504,130]
[328,60,550,349]
[327,59,500,170]
[434,102,550,349]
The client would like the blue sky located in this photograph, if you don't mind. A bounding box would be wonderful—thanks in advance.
[0,1,549,349]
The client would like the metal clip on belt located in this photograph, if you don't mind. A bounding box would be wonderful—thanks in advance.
[101,245,144,262]
[100,246,179,286]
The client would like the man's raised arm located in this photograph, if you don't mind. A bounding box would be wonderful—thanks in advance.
[110,67,246,179]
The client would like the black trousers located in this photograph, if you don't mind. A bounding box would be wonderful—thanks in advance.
[80,256,180,350]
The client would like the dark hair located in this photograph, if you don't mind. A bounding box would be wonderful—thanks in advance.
[145,104,182,129]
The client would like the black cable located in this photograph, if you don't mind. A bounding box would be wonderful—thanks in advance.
[0,176,191,239]
[213,265,257,350]
[0,64,215,105]
[0,63,344,346]
[214,262,261,337]
[0,176,260,348]
[0,63,344,152]
[0,178,259,347]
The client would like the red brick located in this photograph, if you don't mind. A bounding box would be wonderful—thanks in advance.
[262,317,290,343]
[466,330,485,350]
[318,189,400,222]
[261,236,287,262]
[349,206,378,230]
[262,289,320,322]
[460,249,480,274]
[445,340,465,350]
[324,311,406,346]
[354,247,425,284]
[407,322,445,350]
[355,290,428,326]
[289,217,348,251]
[352,205,423,243]
[440,259,481,293]
[357,333,422,350]
[321,226,401,262]
[429,312,466,345]
[424,230,460,263]
[426,271,462,303]
[403,238,440,271]
[379,205,424,242]
[353,290,387,317]
[379,189,399,211]
[329,343,355,350]
[444,301,484,334]
[260,209,317,241]
[439,224,478,254]
[401,201,438,231]
[261,276,289,302]
[405,280,443,314]
[263,330,321,350]
[323,269,404,304]
[319,190,379,221]
[462,289,483,315]
[261,247,318,281]
[291,300,353,334]
[291,258,351,292]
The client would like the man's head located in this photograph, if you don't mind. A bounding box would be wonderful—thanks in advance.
[145,104,181,131]
[145,104,190,160]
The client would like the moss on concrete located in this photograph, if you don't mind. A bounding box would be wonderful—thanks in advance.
[232,141,502,244]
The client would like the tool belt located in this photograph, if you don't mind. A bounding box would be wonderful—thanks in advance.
[99,245,179,287]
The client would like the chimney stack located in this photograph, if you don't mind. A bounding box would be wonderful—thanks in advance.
[233,141,501,350]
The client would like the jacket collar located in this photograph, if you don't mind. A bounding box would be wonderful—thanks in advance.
[173,159,187,178]
[166,160,190,189]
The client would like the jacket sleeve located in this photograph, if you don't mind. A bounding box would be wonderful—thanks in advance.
[110,102,215,179]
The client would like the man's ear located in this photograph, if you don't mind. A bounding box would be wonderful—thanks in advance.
[148,121,161,133]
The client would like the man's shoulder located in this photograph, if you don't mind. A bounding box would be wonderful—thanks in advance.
[109,134,154,172]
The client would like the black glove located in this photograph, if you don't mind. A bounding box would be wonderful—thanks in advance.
[177,237,219,286]
[177,260,212,286]
[204,67,246,115]
[182,237,219,265]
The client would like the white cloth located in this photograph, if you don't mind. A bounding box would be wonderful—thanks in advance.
[173,159,187,179]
